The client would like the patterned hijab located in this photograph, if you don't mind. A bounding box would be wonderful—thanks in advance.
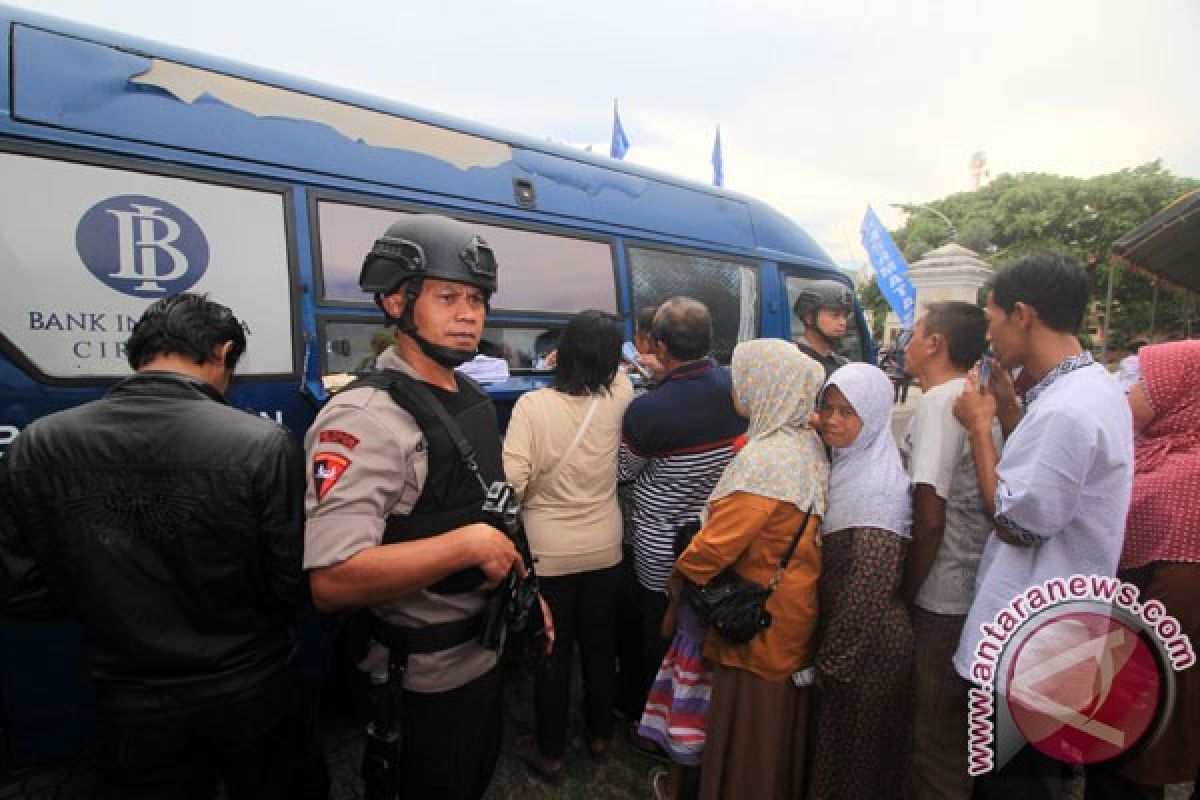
[1121,340,1200,568]
[709,339,828,516]
[821,363,912,537]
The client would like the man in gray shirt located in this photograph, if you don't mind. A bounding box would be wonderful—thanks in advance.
[899,301,993,800]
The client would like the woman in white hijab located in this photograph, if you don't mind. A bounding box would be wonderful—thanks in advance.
[809,363,914,800]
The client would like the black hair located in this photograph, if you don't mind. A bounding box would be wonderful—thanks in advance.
[553,310,622,396]
[651,297,712,361]
[990,253,1090,333]
[635,305,659,336]
[923,301,989,370]
[125,293,247,371]
[534,329,560,357]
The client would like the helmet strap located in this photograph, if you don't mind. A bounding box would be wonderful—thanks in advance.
[410,331,476,368]
[392,278,477,368]
[806,314,841,353]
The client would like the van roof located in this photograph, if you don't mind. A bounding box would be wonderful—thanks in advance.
[1,3,836,268]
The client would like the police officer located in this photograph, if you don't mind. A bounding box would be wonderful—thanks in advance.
[792,279,856,379]
[303,214,550,800]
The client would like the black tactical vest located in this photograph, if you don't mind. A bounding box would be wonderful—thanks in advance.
[346,368,504,595]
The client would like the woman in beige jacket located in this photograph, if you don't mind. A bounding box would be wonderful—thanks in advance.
[502,310,634,779]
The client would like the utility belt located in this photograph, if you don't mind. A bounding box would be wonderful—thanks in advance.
[368,612,486,664]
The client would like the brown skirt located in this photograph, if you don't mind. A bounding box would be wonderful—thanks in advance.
[1118,561,1200,787]
[699,663,811,800]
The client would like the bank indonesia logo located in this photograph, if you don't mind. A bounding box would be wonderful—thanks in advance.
[76,195,209,297]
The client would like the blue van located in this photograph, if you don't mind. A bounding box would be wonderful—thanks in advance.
[0,3,871,773]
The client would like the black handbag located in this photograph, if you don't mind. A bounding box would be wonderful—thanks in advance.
[684,506,814,644]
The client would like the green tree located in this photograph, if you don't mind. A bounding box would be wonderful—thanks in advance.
[858,280,890,342]
[888,161,1199,344]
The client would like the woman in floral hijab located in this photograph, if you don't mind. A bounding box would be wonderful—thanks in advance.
[675,338,828,800]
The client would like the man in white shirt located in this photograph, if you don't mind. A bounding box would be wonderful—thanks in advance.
[952,254,1134,800]
[898,301,992,800]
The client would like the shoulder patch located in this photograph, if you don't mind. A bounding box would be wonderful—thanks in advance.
[318,429,361,450]
[313,452,352,501]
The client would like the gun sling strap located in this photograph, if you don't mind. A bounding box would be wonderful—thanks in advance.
[370,369,495,657]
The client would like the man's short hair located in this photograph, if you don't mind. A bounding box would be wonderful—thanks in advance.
[126,293,247,371]
[923,302,988,370]
[990,253,1090,333]
[651,297,712,361]
[635,305,659,336]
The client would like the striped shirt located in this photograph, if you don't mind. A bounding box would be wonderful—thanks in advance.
[619,358,746,593]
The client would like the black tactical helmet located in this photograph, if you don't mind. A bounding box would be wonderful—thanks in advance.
[359,214,499,297]
[792,279,855,319]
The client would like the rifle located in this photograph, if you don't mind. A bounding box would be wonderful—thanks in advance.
[479,480,543,649]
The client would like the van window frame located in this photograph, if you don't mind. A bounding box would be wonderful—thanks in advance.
[308,191,621,318]
[622,239,761,364]
[780,266,871,363]
[315,314,568,378]
[0,139,304,386]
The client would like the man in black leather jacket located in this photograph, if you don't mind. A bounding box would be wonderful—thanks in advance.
[0,293,325,799]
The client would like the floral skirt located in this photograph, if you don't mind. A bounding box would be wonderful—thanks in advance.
[811,526,914,800]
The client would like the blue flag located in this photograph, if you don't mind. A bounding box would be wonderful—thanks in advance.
[712,127,724,187]
[610,101,630,160]
[860,206,917,328]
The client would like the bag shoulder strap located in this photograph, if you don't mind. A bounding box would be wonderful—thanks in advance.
[539,395,601,485]
[767,505,815,591]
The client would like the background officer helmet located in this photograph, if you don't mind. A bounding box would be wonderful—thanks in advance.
[793,279,856,349]
[792,279,856,320]
[359,214,500,367]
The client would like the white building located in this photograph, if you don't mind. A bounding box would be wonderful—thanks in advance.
[881,242,993,345]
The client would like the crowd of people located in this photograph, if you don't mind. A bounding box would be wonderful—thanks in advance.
[0,212,1196,800]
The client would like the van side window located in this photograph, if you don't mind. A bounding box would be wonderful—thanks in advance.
[321,320,561,381]
[627,247,758,364]
[0,152,295,381]
[315,201,617,313]
[785,274,866,362]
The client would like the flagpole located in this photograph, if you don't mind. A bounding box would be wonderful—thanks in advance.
[711,126,724,187]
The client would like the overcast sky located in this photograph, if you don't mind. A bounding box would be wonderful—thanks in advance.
[10,0,1199,268]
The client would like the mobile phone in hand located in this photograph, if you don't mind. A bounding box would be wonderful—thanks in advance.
[979,354,993,388]
[622,341,653,381]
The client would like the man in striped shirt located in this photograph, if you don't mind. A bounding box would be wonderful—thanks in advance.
[618,297,747,714]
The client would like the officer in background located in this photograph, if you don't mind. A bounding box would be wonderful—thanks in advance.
[303,214,550,800]
[792,279,856,379]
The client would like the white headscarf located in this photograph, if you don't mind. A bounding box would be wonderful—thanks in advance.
[821,363,911,537]
[709,339,828,516]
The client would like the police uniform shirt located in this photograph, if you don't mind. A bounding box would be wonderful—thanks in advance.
[796,340,847,382]
[303,347,498,693]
